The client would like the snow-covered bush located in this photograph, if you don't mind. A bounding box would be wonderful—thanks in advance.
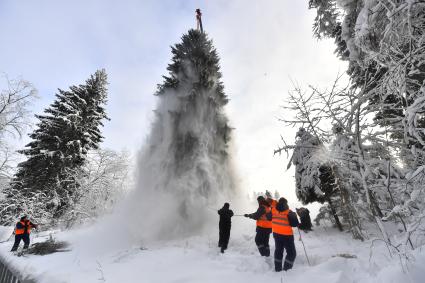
[63,149,131,227]
[0,76,37,202]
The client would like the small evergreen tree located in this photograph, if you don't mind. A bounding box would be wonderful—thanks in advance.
[292,128,323,204]
[0,70,108,224]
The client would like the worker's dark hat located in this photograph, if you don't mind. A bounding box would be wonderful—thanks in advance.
[257,196,265,202]
[278,197,288,204]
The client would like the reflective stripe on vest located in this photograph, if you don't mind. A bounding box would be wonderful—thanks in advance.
[256,205,272,229]
[271,208,293,235]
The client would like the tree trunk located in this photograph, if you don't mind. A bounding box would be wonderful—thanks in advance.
[370,191,383,218]
[326,196,343,231]
[337,178,365,241]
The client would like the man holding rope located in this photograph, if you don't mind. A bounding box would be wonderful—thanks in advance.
[244,196,272,257]
[218,203,234,253]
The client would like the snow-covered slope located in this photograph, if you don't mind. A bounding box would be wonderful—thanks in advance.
[1,217,424,283]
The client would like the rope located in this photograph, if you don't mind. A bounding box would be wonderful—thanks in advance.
[206,206,217,212]
[297,228,311,266]
[207,206,246,217]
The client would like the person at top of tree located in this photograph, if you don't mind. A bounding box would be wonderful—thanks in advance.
[218,202,233,253]
[195,8,203,32]
[245,196,272,257]
[10,215,37,252]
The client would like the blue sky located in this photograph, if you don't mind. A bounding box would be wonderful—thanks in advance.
[0,0,346,205]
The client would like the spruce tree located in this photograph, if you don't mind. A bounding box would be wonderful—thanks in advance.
[134,29,234,238]
[1,70,108,223]
[308,0,339,39]
[154,29,231,175]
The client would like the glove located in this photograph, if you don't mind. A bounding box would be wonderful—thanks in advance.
[244,214,249,217]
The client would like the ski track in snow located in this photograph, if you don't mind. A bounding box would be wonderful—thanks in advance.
[1,221,425,283]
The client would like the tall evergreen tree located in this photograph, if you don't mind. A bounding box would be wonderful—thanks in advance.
[156,29,230,167]
[0,70,108,223]
[153,29,231,177]
[133,29,234,238]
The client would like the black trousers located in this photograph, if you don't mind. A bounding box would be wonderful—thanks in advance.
[273,233,296,272]
[255,227,272,257]
[10,234,30,251]
[218,224,231,250]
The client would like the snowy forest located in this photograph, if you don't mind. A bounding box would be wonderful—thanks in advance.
[275,0,425,248]
[0,1,424,283]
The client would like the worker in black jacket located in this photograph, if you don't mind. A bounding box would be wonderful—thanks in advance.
[218,203,234,253]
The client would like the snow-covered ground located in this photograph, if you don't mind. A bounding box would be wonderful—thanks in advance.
[1,217,424,283]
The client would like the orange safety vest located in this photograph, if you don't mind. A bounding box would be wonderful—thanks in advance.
[271,208,293,235]
[256,205,272,229]
[15,220,31,235]
[268,199,277,208]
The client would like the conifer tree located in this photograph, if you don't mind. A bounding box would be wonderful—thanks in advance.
[134,29,234,237]
[308,0,339,39]
[153,29,231,178]
[0,70,108,223]
[156,29,230,168]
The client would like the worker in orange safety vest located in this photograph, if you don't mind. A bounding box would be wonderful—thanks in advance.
[266,197,299,272]
[10,215,37,252]
[244,196,272,257]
